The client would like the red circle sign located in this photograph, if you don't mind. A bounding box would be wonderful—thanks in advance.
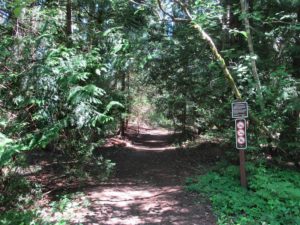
[237,121,245,129]
[237,137,245,145]
[237,129,245,137]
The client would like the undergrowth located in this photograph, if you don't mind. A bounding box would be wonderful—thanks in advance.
[0,152,112,225]
[0,186,89,225]
[186,162,300,225]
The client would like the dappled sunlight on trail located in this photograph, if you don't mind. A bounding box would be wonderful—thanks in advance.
[80,183,213,225]
[71,125,217,225]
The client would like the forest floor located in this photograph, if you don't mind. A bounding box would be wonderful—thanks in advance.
[21,125,225,224]
[73,125,220,225]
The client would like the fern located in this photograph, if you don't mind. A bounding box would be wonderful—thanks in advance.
[67,85,105,105]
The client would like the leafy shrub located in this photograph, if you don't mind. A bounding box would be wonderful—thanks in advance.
[0,46,123,167]
[0,174,43,225]
[0,210,38,225]
[186,163,300,225]
[0,173,33,208]
[49,192,90,213]
[42,192,90,224]
[0,210,69,225]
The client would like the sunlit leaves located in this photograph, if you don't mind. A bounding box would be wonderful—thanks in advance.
[105,101,124,113]
[0,0,299,167]
[0,133,14,167]
[229,28,248,39]
[68,85,105,105]
[9,0,35,17]
[91,113,113,127]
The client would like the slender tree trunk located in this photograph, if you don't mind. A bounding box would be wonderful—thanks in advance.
[221,0,231,50]
[125,72,131,129]
[170,1,274,136]
[240,0,264,111]
[120,72,126,137]
[66,0,72,44]
[292,8,300,79]
[171,2,242,99]
[156,0,273,136]
[191,22,275,136]
[182,101,187,135]
[157,0,241,98]
[191,22,242,100]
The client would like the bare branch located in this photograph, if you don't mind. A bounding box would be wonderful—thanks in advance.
[129,0,149,7]
[173,0,192,20]
[157,0,174,20]
[157,0,190,22]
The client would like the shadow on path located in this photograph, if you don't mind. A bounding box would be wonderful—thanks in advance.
[74,126,218,225]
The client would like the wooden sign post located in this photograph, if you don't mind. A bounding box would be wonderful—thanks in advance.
[232,102,248,188]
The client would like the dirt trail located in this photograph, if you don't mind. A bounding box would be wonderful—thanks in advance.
[75,126,216,225]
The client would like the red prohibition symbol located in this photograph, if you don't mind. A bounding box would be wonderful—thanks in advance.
[237,129,245,136]
[237,137,246,145]
[237,121,245,129]
[235,119,247,149]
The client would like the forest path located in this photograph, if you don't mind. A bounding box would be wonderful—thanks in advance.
[77,126,216,225]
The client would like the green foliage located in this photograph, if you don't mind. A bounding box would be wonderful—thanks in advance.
[0,172,42,225]
[148,111,173,128]
[186,163,300,225]
[0,210,38,225]
[0,168,91,225]
[0,0,299,223]
[0,173,32,208]
[0,42,123,165]
[1,0,298,164]
[0,198,83,225]
[0,133,14,167]
[49,192,90,213]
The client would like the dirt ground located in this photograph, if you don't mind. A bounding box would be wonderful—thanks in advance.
[72,126,219,225]
[21,125,224,224]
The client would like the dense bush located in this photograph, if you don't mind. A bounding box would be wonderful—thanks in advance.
[186,163,300,225]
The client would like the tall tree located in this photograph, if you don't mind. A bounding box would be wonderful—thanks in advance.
[66,0,72,44]
[240,0,264,111]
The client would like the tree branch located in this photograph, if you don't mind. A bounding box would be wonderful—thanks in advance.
[171,0,274,138]
[173,0,192,20]
[157,0,190,22]
[157,0,174,20]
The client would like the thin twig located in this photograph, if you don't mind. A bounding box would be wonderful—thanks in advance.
[157,0,190,22]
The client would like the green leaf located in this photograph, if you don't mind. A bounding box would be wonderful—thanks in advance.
[103,26,123,36]
[105,101,124,113]
[91,114,113,126]
[67,85,105,105]
[240,31,248,39]
[113,43,123,54]
[13,7,22,17]
[0,133,15,167]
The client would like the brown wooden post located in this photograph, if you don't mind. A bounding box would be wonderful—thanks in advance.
[239,149,247,188]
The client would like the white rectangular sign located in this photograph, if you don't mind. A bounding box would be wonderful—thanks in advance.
[232,102,248,118]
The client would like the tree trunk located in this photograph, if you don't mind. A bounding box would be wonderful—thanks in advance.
[120,72,126,137]
[221,0,231,50]
[292,7,300,79]
[240,0,264,111]
[156,0,273,136]
[173,1,274,136]
[191,22,242,100]
[181,101,187,135]
[66,0,72,44]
